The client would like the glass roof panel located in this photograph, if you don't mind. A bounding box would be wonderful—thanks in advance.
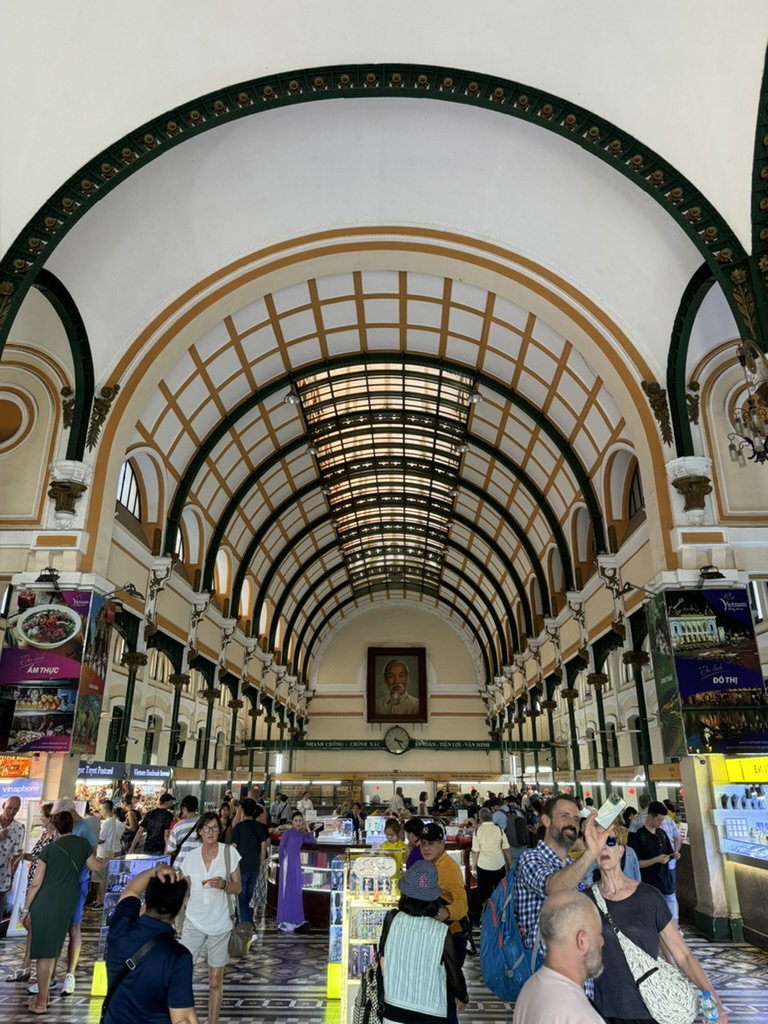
[295,360,474,591]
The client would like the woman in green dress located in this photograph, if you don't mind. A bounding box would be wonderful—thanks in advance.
[20,810,100,1014]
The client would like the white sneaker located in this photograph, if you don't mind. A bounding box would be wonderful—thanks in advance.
[28,978,57,994]
[61,973,76,995]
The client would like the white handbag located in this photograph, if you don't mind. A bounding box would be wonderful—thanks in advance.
[592,886,697,1024]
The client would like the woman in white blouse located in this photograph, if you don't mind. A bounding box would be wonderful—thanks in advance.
[296,790,314,819]
[180,811,242,1024]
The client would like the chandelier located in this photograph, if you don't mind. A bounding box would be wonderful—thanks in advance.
[727,339,768,466]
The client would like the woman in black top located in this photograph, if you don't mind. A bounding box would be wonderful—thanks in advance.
[590,837,727,1023]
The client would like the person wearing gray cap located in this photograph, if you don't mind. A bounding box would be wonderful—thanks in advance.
[378,860,468,1022]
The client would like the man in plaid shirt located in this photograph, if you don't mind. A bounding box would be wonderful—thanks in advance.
[514,794,613,949]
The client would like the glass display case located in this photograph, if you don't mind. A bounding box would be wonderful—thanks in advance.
[89,854,170,996]
[710,756,768,863]
[317,816,354,843]
[339,850,400,1023]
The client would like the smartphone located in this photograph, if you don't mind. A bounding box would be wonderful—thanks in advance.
[594,793,626,831]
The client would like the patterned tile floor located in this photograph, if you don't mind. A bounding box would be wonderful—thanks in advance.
[0,911,766,1022]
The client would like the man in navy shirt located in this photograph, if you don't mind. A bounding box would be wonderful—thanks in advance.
[232,799,269,925]
[103,862,197,1024]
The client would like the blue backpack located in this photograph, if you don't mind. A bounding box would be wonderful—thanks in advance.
[479,862,540,1004]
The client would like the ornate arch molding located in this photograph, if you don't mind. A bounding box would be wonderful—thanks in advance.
[0,63,759,355]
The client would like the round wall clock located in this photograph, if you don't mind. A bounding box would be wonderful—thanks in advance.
[384,725,411,755]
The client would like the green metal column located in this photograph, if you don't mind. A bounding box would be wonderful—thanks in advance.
[561,684,581,797]
[541,693,558,785]
[623,649,656,799]
[116,651,147,762]
[529,707,540,789]
[263,714,275,801]
[199,687,219,807]
[247,707,259,779]
[167,672,189,767]
[587,672,611,794]
[227,697,243,791]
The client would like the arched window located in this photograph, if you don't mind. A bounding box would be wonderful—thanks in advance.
[174,527,185,562]
[116,461,141,519]
[628,465,644,518]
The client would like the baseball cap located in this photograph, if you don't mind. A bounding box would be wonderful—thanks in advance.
[399,860,442,902]
[52,797,76,814]
[420,822,445,842]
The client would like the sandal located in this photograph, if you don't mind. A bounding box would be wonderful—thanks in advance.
[5,967,30,982]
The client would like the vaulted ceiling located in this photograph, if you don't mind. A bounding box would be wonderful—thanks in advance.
[3,8,767,690]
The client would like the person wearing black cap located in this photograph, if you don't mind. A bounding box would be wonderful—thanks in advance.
[418,822,469,1024]
[378,860,468,1023]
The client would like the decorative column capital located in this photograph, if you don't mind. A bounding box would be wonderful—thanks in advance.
[560,687,579,703]
[248,706,262,720]
[121,651,148,672]
[541,699,558,712]
[228,699,244,711]
[586,672,608,689]
[169,672,189,691]
[665,456,714,526]
[623,650,650,670]
[264,715,276,726]
[202,688,221,704]
[47,460,92,525]
[47,479,87,514]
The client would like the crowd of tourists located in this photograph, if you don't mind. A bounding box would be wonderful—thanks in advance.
[0,787,729,1023]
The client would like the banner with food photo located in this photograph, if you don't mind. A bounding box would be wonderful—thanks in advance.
[71,592,115,755]
[0,586,92,752]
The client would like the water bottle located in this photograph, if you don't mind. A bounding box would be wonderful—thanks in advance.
[700,990,718,1023]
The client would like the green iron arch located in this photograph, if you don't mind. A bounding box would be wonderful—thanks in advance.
[173,354,596,589]
[249,505,534,645]
[270,541,512,666]
[221,468,549,622]
[276,533,521,658]
[667,263,716,456]
[294,577,494,685]
[31,269,95,460]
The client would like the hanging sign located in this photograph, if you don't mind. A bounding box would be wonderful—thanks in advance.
[647,588,766,758]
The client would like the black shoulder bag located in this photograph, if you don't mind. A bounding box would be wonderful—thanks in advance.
[169,824,196,865]
[101,933,171,1019]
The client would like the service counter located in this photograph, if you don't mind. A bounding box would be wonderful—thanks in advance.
[266,835,475,928]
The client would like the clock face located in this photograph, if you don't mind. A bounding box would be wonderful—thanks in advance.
[384,726,410,755]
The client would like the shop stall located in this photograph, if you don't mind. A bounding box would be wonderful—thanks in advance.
[126,762,173,811]
[74,760,124,807]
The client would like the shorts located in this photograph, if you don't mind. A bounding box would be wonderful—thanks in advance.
[92,859,109,884]
[70,875,89,925]
[180,920,231,968]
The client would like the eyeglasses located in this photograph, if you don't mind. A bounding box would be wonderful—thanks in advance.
[200,825,219,833]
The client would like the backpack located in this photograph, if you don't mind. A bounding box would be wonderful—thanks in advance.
[505,809,529,850]
[479,863,540,1004]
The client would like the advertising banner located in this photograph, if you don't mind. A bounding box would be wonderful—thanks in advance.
[647,588,767,757]
[0,586,114,754]
[646,593,686,759]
